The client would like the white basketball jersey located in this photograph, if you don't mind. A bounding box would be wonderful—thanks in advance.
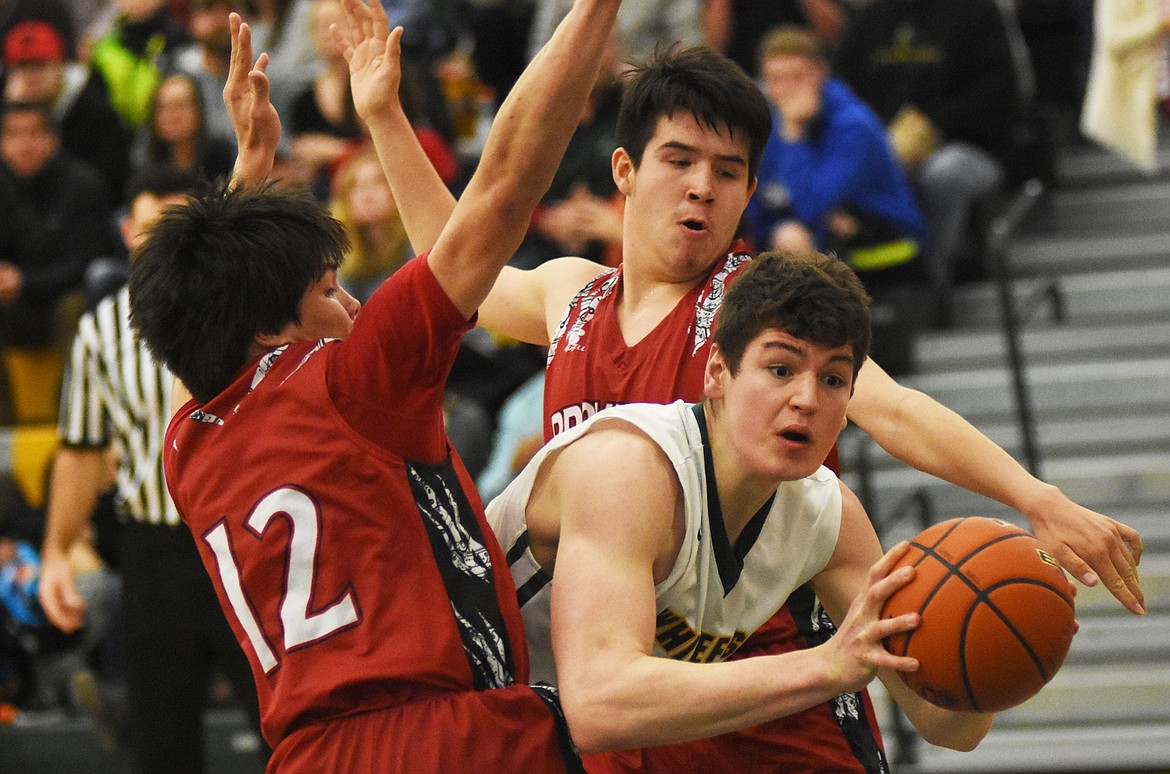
[487,400,842,686]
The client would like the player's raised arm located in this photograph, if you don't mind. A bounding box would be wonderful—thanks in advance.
[223,12,281,188]
[848,358,1145,615]
[335,0,454,256]
[341,0,621,319]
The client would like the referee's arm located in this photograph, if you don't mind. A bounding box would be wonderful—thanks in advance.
[39,445,112,633]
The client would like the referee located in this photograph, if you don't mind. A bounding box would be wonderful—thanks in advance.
[37,165,267,774]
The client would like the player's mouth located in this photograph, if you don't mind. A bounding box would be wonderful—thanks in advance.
[679,217,709,234]
[777,426,812,446]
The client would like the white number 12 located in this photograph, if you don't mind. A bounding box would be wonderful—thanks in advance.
[204,487,359,673]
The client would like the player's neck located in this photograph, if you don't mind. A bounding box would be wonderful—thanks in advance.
[615,251,715,346]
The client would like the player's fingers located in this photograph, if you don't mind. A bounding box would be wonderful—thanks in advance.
[1117,521,1144,566]
[369,0,390,34]
[248,71,271,111]
[875,651,919,674]
[227,12,242,72]
[870,540,911,579]
[1103,553,1145,615]
[877,611,918,639]
[388,25,403,61]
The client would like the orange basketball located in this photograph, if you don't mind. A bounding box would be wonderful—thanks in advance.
[881,517,1077,713]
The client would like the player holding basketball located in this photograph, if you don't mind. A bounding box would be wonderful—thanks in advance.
[127,0,620,770]
[486,250,998,762]
[363,41,1143,773]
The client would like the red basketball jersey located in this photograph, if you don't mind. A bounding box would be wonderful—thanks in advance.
[543,248,886,773]
[165,257,572,769]
[543,251,751,440]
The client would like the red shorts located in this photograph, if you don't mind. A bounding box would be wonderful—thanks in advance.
[270,684,580,773]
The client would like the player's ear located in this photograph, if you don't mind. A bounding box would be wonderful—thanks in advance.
[703,344,729,400]
[254,327,292,349]
[612,147,634,196]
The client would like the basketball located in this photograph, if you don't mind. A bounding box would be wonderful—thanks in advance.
[881,516,1077,713]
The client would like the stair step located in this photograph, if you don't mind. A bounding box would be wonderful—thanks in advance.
[848,450,1170,521]
[1066,611,1170,666]
[896,357,1170,424]
[916,319,1170,372]
[1007,231,1170,275]
[900,721,1170,773]
[1032,179,1170,234]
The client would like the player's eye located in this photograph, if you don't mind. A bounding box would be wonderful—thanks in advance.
[823,373,848,389]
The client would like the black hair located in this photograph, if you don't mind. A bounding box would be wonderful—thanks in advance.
[617,45,772,178]
[129,182,348,404]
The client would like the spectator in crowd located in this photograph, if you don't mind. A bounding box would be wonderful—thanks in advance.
[288,0,365,198]
[832,0,1018,309]
[528,0,702,63]
[248,0,321,122]
[0,459,120,724]
[132,72,236,182]
[476,368,544,502]
[703,0,850,77]
[329,143,410,302]
[2,19,132,200]
[0,101,111,354]
[379,0,459,142]
[747,26,927,290]
[174,0,236,144]
[1080,0,1170,172]
[38,163,267,774]
[0,0,76,61]
[89,0,193,130]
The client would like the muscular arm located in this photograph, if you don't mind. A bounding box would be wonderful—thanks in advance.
[38,448,109,633]
[812,481,994,751]
[537,426,920,752]
[343,0,621,319]
[848,358,1145,614]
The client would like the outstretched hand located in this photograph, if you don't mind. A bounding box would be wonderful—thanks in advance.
[224,12,281,186]
[336,0,403,123]
[1028,494,1145,614]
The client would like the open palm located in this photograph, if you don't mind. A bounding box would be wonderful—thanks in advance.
[337,0,403,123]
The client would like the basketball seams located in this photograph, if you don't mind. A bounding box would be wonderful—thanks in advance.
[898,530,1030,651]
[958,578,1068,712]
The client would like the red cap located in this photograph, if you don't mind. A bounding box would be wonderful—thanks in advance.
[3,20,66,67]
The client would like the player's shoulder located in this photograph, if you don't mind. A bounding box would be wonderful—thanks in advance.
[537,255,612,291]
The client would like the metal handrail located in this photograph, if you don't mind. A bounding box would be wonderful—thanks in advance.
[987,178,1047,477]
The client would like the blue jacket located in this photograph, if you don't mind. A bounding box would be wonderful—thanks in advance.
[747,78,927,251]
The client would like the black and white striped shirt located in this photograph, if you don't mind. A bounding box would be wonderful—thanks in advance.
[59,287,178,526]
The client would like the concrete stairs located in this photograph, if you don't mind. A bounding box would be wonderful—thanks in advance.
[846,139,1170,772]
